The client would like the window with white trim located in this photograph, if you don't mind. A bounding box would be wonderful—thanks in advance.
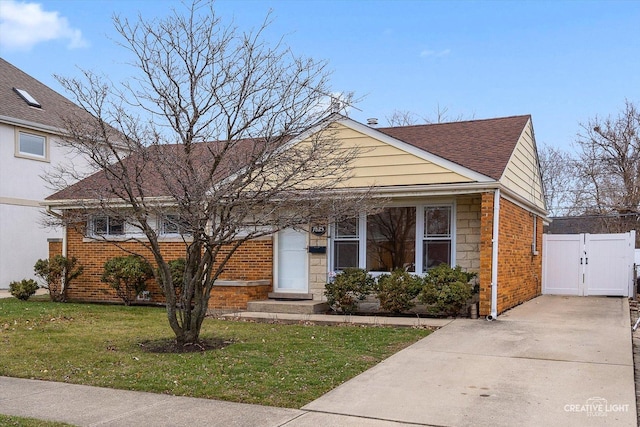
[16,130,47,159]
[331,204,454,274]
[160,214,189,235]
[332,217,360,270]
[423,206,452,269]
[91,216,124,236]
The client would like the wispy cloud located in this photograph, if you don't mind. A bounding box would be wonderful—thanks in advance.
[420,48,451,58]
[0,0,89,51]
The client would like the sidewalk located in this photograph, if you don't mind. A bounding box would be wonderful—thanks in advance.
[0,376,418,426]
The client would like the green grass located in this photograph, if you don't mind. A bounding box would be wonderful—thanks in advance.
[0,414,73,427]
[0,298,430,408]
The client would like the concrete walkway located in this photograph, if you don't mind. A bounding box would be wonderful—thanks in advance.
[221,310,453,328]
[0,295,637,426]
[304,295,637,426]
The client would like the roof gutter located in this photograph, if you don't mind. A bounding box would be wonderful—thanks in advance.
[42,181,548,219]
[42,196,177,210]
[360,182,547,218]
[0,114,65,136]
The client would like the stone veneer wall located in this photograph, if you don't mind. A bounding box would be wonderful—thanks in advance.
[455,196,481,274]
[306,198,483,303]
[479,192,543,316]
[308,231,328,300]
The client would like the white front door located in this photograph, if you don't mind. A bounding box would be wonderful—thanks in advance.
[275,228,309,293]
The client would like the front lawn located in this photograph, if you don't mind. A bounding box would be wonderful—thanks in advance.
[0,298,430,408]
[0,414,73,427]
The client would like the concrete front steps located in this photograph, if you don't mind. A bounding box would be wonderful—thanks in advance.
[246,299,329,314]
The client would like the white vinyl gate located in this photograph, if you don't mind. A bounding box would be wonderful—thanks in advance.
[542,231,636,296]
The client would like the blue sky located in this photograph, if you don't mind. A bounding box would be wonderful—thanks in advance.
[1,0,639,151]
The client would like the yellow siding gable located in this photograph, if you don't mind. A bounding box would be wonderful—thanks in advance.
[500,119,546,210]
[326,123,475,188]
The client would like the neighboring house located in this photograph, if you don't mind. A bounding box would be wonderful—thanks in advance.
[546,214,640,247]
[44,114,547,317]
[0,58,94,288]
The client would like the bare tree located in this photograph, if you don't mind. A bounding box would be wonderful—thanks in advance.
[385,104,471,127]
[385,109,419,127]
[47,1,372,347]
[573,100,640,217]
[423,104,470,124]
[537,143,580,216]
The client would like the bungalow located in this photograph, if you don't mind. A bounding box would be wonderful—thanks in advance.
[44,114,547,318]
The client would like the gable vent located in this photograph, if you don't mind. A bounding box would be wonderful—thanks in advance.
[13,87,41,108]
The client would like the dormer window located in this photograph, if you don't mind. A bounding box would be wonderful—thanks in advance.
[13,87,41,108]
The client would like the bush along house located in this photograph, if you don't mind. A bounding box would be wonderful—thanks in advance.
[44,114,547,318]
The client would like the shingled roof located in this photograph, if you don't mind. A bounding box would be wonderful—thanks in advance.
[46,114,532,203]
[377,115,531,180]
[46,138,270,201]
[0,57,92,131]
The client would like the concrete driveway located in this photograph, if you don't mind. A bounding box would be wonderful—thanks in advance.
[303,295,637,426]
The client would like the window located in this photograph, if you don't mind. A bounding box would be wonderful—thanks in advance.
[160,214,189,235]
[423,206,452,269]
[331,204,454,274]
[367,207,416,272]
[333,217,360,270]
[91,216,124,236]
[17,131,46,159]
[13,88,41,108]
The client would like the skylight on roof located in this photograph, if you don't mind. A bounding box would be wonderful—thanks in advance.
[13,87,41,108]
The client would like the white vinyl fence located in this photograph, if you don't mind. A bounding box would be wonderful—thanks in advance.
[543,231,636,297]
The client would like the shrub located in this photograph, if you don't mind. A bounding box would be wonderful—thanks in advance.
[102,256,153,305]
[418,264,476,316]
[157,258,186,296]
[34,256,84,302]
[375,269,423,314]
[9,279,39,301]
[324,268,373,314]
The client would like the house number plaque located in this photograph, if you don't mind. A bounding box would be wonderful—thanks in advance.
[310,225,327,236]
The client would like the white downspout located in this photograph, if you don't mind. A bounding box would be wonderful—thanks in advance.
[489,189,500,320]
[62,223,68,258]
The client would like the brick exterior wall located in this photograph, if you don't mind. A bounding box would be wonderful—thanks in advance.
[209,283,271,310]
[52,225,272,309]
[48,239,63,258]
[479,192,543,316]
[49,193,542,314]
